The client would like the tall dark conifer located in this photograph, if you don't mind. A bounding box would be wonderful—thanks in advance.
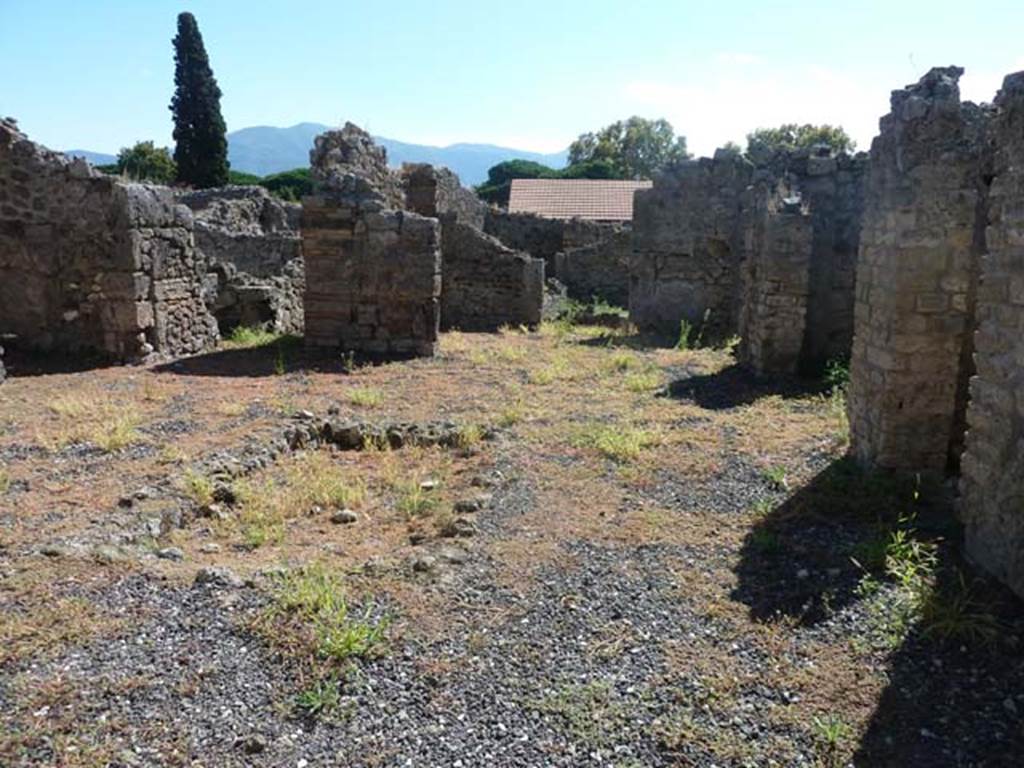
[169,12,228,188]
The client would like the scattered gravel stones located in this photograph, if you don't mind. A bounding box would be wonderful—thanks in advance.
[156,547,184,561]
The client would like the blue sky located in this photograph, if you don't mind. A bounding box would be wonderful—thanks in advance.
[2,0,1023,157]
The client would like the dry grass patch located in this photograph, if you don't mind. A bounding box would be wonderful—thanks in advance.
[42,388,144,451]
[348,386,384,408]
[570,421,662,463]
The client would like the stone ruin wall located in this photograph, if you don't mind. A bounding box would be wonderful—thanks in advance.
[737,179,814,374]
[302,124,441,356]
[847,67,990,473]
[179,185,304,335]
[402,164,544,331]
[631,149,865,370]
[959,73,1024,597]
[440,222,543,331]
[483,211,625,304]
[630,156,752,344]
[0,118,217,361]
[554,228,632,307]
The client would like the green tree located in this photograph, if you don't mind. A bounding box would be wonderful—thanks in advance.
[558,158,624,180]
[716,141,744,159]
[260,168,313,201]
[475,159,559,205]
[568,117,689,179]
[169,12,229,188]
[745,124,855,160]
[115,141,177,183]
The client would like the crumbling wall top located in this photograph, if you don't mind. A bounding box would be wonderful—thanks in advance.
[308,122,405,210]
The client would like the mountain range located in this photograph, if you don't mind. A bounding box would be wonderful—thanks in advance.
[66,122,568,186]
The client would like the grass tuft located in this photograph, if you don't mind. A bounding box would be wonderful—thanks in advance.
[348,387,383,407]
[572,423,660,463]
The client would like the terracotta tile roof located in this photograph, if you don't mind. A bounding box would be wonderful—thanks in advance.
[508,179,652,221]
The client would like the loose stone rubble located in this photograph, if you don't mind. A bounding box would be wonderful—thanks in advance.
[301,123,442,356]
[179,185,304,335]
[0,118,218,359]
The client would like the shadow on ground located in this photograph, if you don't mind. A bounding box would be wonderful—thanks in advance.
[662,362,824,410]
[732,457,1024,765]
[0,345,116,377]
[150,337,423,378]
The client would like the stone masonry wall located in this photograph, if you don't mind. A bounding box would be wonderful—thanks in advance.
[441,221,544,331]
[179,186,304,335]
[960,72,1024,598]
[847,67,990,473]
[555,228,632,306]
[0,118,217,360]
[403,164,544,330]
[302,124,441,356]
[738,181,814,374]
[630,155,752,341]
[402,163,487,231]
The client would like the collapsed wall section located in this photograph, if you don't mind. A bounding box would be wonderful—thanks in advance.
[403,164,544,331]
[179,185,304,335]
[0,118,216,360]
[960,72,1024,598]
[630,156,751,341]
[555,229,632,307]
[847,67,989,473]
[301,124,441,356]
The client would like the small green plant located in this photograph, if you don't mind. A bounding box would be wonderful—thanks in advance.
[608,351,637,372]
[811,713,848,762]
[0,466,10,494]
[762,465,789,491]
[749,529,781,554]
[269,563,389,662]
[919,572,1003,646]
[340,350,357,374]
[224,325,281,349]
[453,423,484,452]
[395,479,438,518]
[274,343,286,376]
[676,319,694,351]
[883,527,937,588]
[348,387,383,407]
[295,677,341,717]
[823,357,850,392]
[624,369,661,393]
[499,397,525,427]
[182,468,215,507]
[572,423,659,463]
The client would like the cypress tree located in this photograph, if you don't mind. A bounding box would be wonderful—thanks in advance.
[169,12,229,188]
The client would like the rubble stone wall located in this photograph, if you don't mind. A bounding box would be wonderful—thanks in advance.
[441,221,544,331]
[402,163,487,230]
[0,118,216,360]
[847,67,990,473]
[483,211,568,267]
[738,183,814,374]
[302,124,441,356]
[960,72,1024,598]
[554,228,632,306]
[179,186,304,335]
[630,156,752,341]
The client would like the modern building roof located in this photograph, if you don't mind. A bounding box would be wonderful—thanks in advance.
[508,178,652,221]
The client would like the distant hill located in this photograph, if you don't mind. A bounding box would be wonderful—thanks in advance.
[67,123,568,186]
[65,149,117,166]
[227,123,568,184]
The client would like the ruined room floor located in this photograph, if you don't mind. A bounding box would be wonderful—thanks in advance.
[1,325,1022,768]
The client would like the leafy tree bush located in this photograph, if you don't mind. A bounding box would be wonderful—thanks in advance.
[228,170,262,185]
[115,141,176,183]
[169,12,229,188]
[476,159,559,205]
[745,124,855,159]
[260,168,313,202]
[568,117,689,179]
